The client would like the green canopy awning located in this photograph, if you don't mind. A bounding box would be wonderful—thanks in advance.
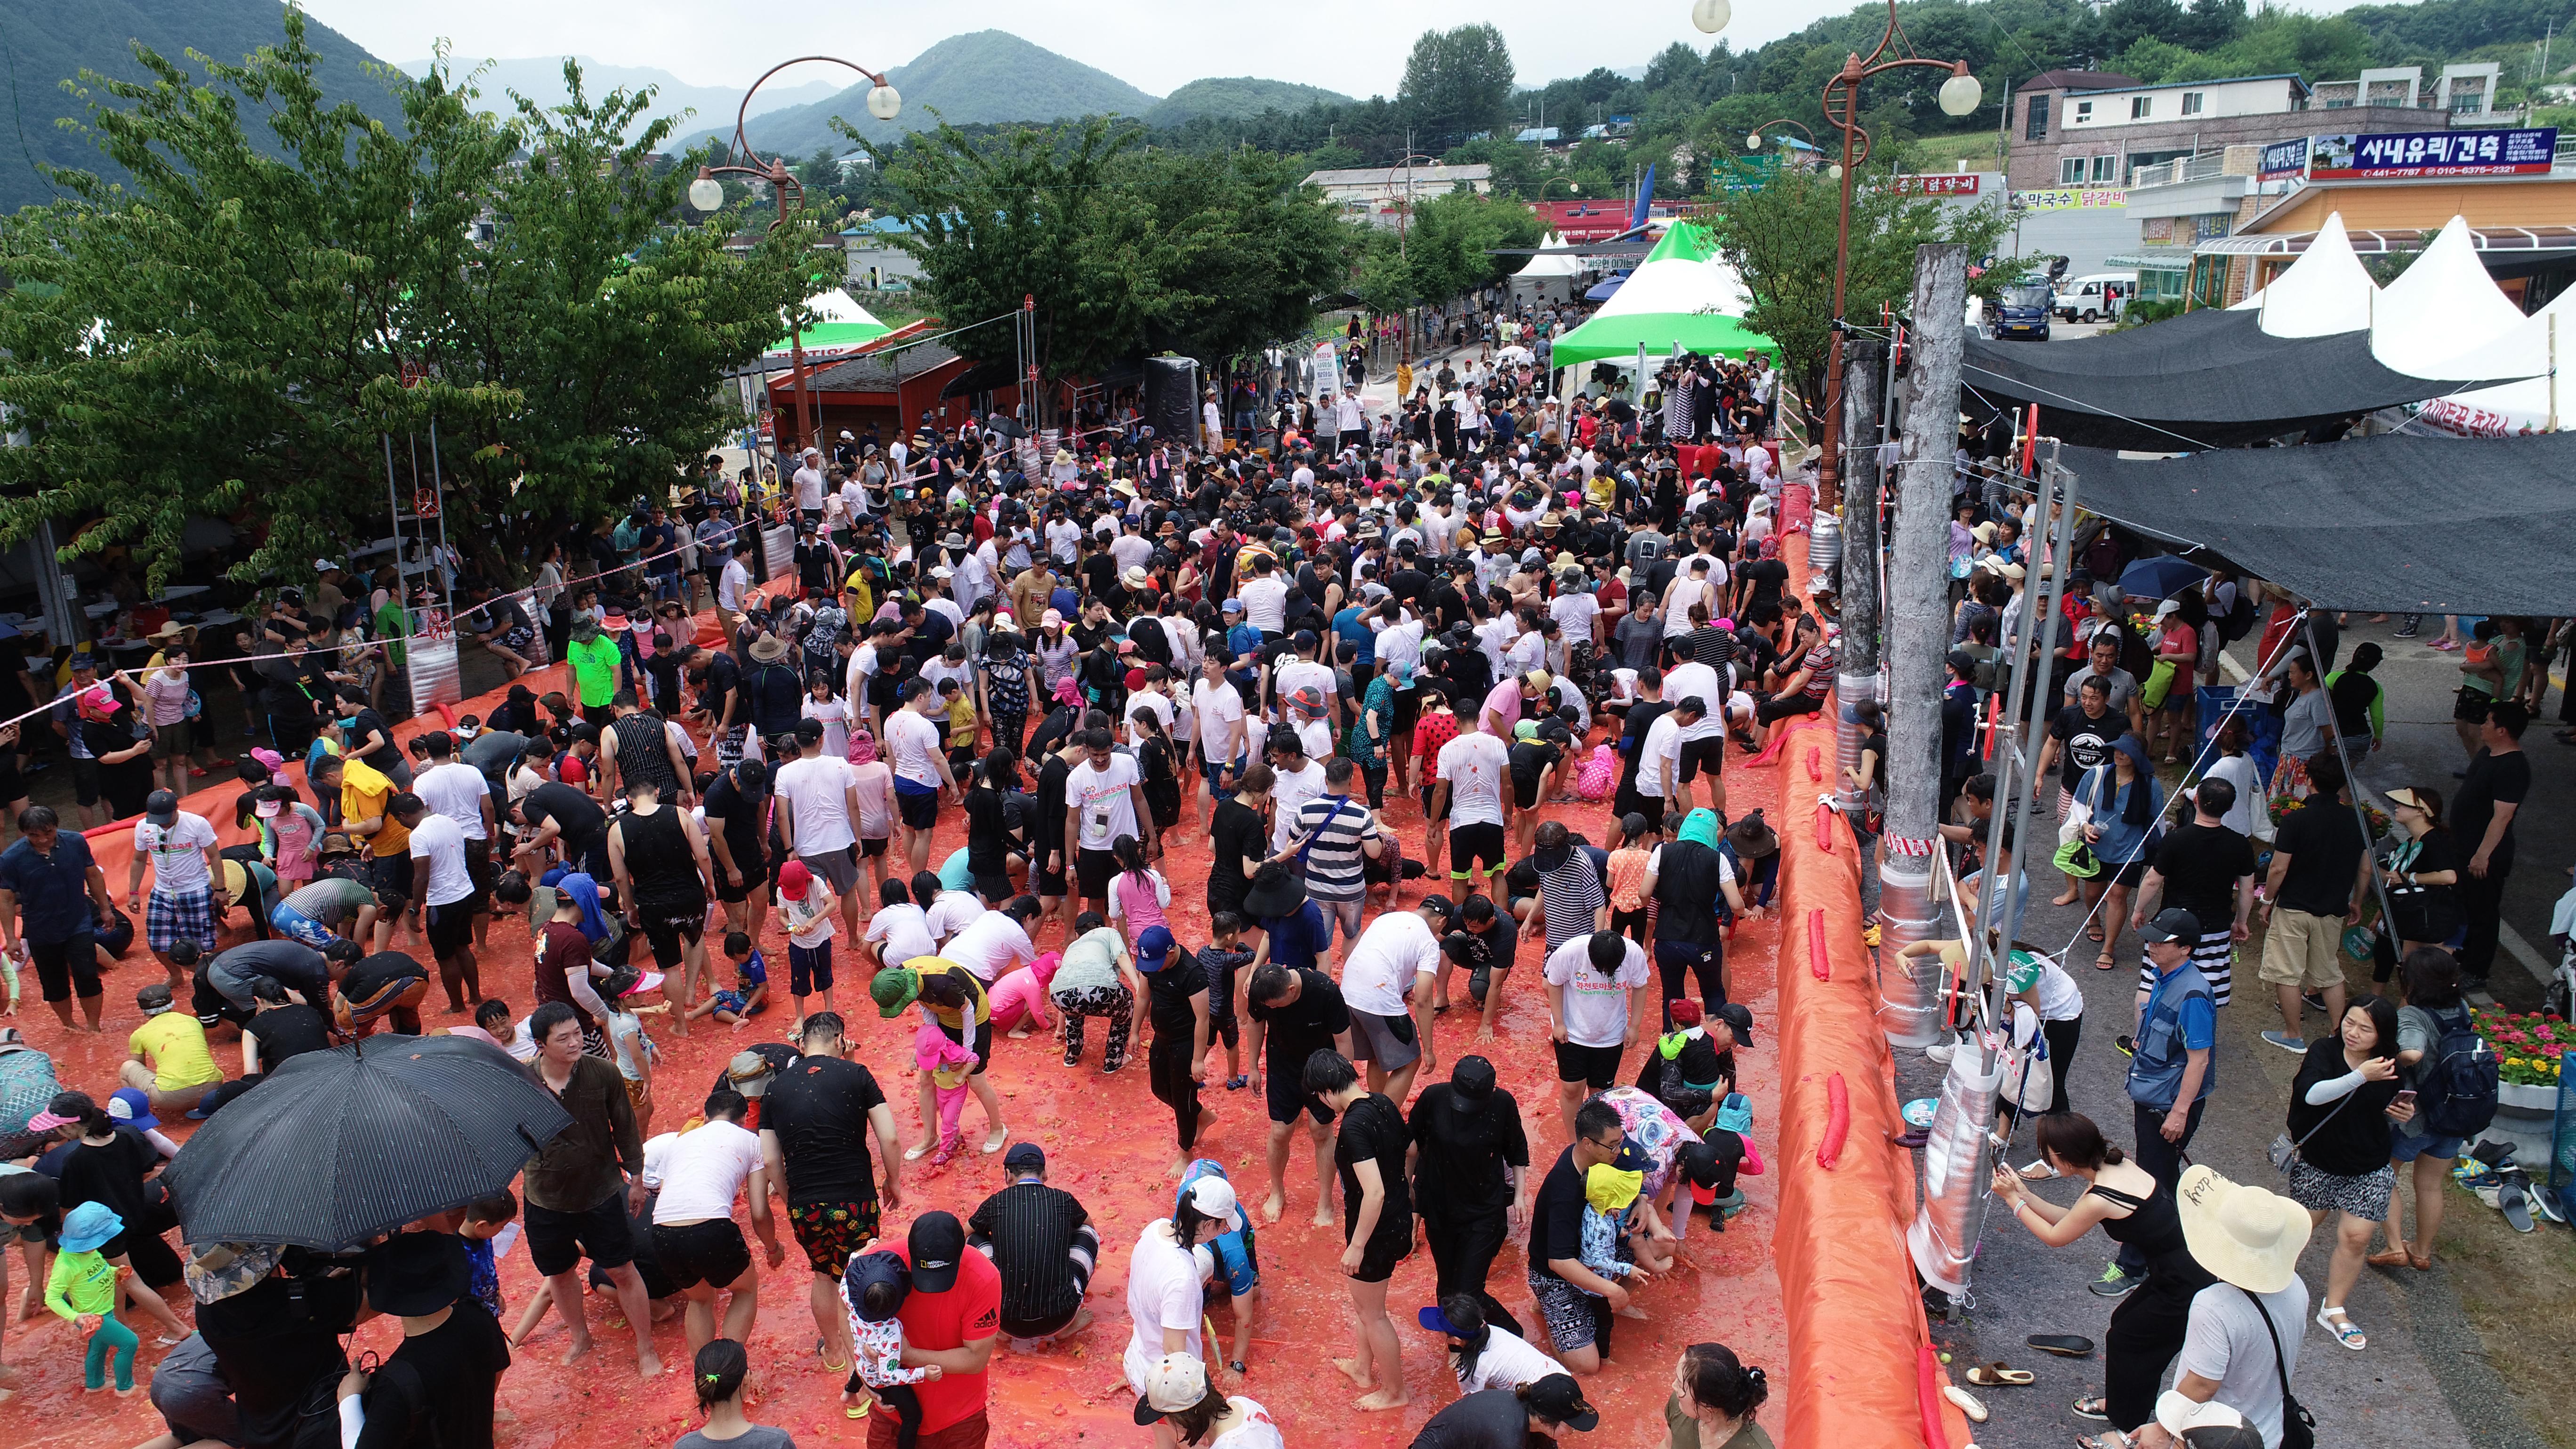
[1551,220,1774,368]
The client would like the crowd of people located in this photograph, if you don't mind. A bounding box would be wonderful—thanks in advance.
[0,319,1832,1449]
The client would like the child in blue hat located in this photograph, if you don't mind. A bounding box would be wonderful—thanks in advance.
[48,1200,137,1393]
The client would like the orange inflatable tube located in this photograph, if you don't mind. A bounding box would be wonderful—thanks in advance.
[1771,547,1973,1449]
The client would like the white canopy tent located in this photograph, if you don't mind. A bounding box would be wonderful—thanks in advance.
[2375,216,2531,377]
[1518,232,1586,279]
[2229,211,2378,338]
[2408,283,2576,435]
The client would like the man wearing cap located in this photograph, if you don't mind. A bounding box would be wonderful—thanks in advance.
[2145,1167,2313,1449]
[128,789,223,992]
[859,1211,1000,1449]
[1273,631,1338,734]
[966,1143,1099,1344]
[2111,908,2219,1297]
[762,1012,904,1372]
[0,805,117,1031]
[119,981,224,1114]
[1414,1370,1600,1443]
[332,1232,511,1449]
[1410,1054,1532,1339]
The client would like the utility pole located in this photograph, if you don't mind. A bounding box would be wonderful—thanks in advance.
[1832,336,1887,818]
[1876,243,1970,1049]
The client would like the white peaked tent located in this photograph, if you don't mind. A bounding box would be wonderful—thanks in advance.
[2410,283,2576,435]
[2229,212,2377,337]
[1519,232,1586,279]
[2375,216,2529,377]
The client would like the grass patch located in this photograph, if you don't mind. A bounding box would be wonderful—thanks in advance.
[1908,131,2002,171]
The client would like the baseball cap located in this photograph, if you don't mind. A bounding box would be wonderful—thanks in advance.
[143,789,178,827]
[2139,907,2202,945]
[2003,950,2048,996]
[1417,893,1456,922]
[1945,649,1979,674]
[1523,1373,1600,1432]
[1183,1172,1238,1221]
[1711,1001,1756,1048]
[1132,1353,1209,1425]
[1220,598,1244,614]
[1136,925,1176,972]
[777,859,812,895]
[107,1087,160,1133]
[1676,1139,1731,1204]
[906,1211,967,1293]
[1004,1142,1047,1172]
[725,1050,774,1098]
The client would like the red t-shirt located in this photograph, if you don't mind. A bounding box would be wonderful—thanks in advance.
[886,1241,1002,1432]
[1412,708,1459,765]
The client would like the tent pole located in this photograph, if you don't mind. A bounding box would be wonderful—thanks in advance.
[2551,313,2559,434]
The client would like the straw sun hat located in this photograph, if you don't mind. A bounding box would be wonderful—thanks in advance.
[2175,1165,2311,1294]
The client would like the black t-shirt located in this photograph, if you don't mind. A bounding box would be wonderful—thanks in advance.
[1649,839,1729,949]
[967,1180,1092,1324]
[354,1285,512,1449]
[2151,822,2257,934]
[2452,747,2531,870]
[761,1056,889,1207]
[1146,949,1209,1038]
[1036,754,1074,866]
[698,652,739,723]
[2273,796,2367,918]
[1207,800,1267,912]
[342,952,427,1003]
[55,1128,159,1225]
[1248,969,1349,1077]
[2049,704,2128,791]
[1331,1092,1413,1243]
[2287,1039,2400,1177]
[246,1003,334,1068]
[1736,556,1788,608]
[1507,740,1562,791]
[707,1041,801,1102]
[347,708,402,772]
[521,782,605,846]
[965,786,1014,875]
[1526,1146,1588,1283]
[1406,1085,1529,1215]
[700,775,766,865]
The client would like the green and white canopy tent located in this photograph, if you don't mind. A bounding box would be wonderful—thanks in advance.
[769,289,891,359]
[1549,220,1774,368]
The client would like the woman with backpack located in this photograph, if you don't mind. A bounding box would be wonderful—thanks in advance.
[2375,949,2483,1272]
[2284,993,2414,1351]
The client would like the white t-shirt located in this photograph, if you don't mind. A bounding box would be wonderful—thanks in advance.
[1125,689,1175,748]
[1436,731,1511,829]
[412,761,491,841]
[1455,1324,1566,1393]
[2017,952,2086,1022]
[885,708,946,789]
[943,910,1036,985]
[407,813,474,909]
[775,753,858,854]
[1548,591,1600,643]
[1542,933,1651,1048]
[1661,661,1726,741]
[1122,1220,1208,1391]
[1068,754,1144,853]
[136,813,218,895]
[924,889,986,942]
[2179,1277,2310,1449]
[1266,760,1328,853]
[1239,576,1290,633]
[1273,659,1335,713]
[866,903,936,965]
[1204,1399,1288,1449]
[1340,910,1441,1018]
[1192,679,1248,762]
[2199,754,2264,838]
[643,1120,765,1225]
[1637,713,1685,799]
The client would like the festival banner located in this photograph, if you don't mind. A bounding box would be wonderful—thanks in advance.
[2011,186,2127,212]
[1889,174,1982,195]
[2256,137,2309,181]
[2309,128,2555,180]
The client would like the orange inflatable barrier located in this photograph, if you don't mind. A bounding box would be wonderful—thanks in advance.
[1771,547,1973,1449]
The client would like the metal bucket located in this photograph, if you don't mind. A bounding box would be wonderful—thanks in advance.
[1806,508,1843,575]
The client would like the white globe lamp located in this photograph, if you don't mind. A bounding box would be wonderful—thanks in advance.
[1938,71,1983,118]
[1692,0,1731,35]
[688,174,724,212]
[867,84,903,121]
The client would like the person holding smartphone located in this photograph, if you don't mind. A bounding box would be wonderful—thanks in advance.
[2282,993,2412,1352]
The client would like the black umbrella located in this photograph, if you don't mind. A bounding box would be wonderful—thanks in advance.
[165,1035,572,1250]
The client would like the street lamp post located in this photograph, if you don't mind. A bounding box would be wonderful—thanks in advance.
[1382,153,1440,364]
[690,57,902,481]
[1813,2,1982,508]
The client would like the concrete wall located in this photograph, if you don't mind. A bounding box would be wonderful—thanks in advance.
[2007,105,2446,190]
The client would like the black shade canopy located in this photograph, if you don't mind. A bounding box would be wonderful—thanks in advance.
[165,1035,571,1250]
[1962,309,2513,450]
[2056,433,2576,614]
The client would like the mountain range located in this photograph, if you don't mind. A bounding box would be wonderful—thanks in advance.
[396,56,846,144]
[0,0,402,214]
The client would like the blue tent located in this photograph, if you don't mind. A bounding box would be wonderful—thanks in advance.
[1584,270,1630,303]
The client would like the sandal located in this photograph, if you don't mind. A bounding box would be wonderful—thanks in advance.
[2085,923,2106,944]
[2317,1306,2366,1350]
[1941,1385,1988,1425]
[2072,1395,2110,1421]
[2365,1247,2413,1269]
[2027,1334,2094,1358]
[2076,1432,2138,1449]
[1965,1362,2034,1387]
[2094,951,2117,972]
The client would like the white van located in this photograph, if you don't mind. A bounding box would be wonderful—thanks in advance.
[2054,273,2137,322]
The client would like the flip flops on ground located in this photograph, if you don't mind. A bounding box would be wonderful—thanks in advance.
[1964,1363,2034,1387]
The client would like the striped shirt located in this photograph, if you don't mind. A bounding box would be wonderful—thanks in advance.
[1291,795,1375,904]
[1539,853,1607,958]
[966,1180,1094,1325]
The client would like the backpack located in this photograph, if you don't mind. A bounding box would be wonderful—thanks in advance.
[2413,1005,2499,1139]
[1175,1160,1260,1298]
[2219,587,2258,644]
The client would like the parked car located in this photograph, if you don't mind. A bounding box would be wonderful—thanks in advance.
[2055,273,2138,322]
[1992,281,2054,341]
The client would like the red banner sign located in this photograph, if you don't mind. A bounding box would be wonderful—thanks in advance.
[1889,174,1981,195]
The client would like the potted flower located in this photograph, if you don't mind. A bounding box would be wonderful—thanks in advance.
[2471,1010,2572,1117]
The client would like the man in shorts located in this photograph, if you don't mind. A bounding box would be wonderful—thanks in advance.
[0,806,120,1032]
[607,776,717,1030]
[774,718,866,938]
[2256,754,2367,1054]
[269,876,397,952]
[1432,719,1512,899]
[1337,896,1453,1104]
[521,1001,661,1377]
[397,792,482,1013]
[1541,932,1653,1143]
[129,789,224,993]
[1525,1096,1633,1374]
[1063,727,1153,923]
[760,1012,902,1375]
[699,757,772,942]
[642,1086,783,1359]
[201,935,353,1015]
[1244,963,1352,1229]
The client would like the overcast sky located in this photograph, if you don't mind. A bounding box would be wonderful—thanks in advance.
[288,0,1959,99]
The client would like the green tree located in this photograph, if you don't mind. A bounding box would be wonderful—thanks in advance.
[1399,24,1516,149]
[1712,160,2020,418]
[0,16,810,588]
[857,117,1351,380]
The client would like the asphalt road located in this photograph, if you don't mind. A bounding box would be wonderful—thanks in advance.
[1886,615,2569,1449]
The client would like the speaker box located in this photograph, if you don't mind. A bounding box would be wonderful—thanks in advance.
[1142,356,1199,443]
